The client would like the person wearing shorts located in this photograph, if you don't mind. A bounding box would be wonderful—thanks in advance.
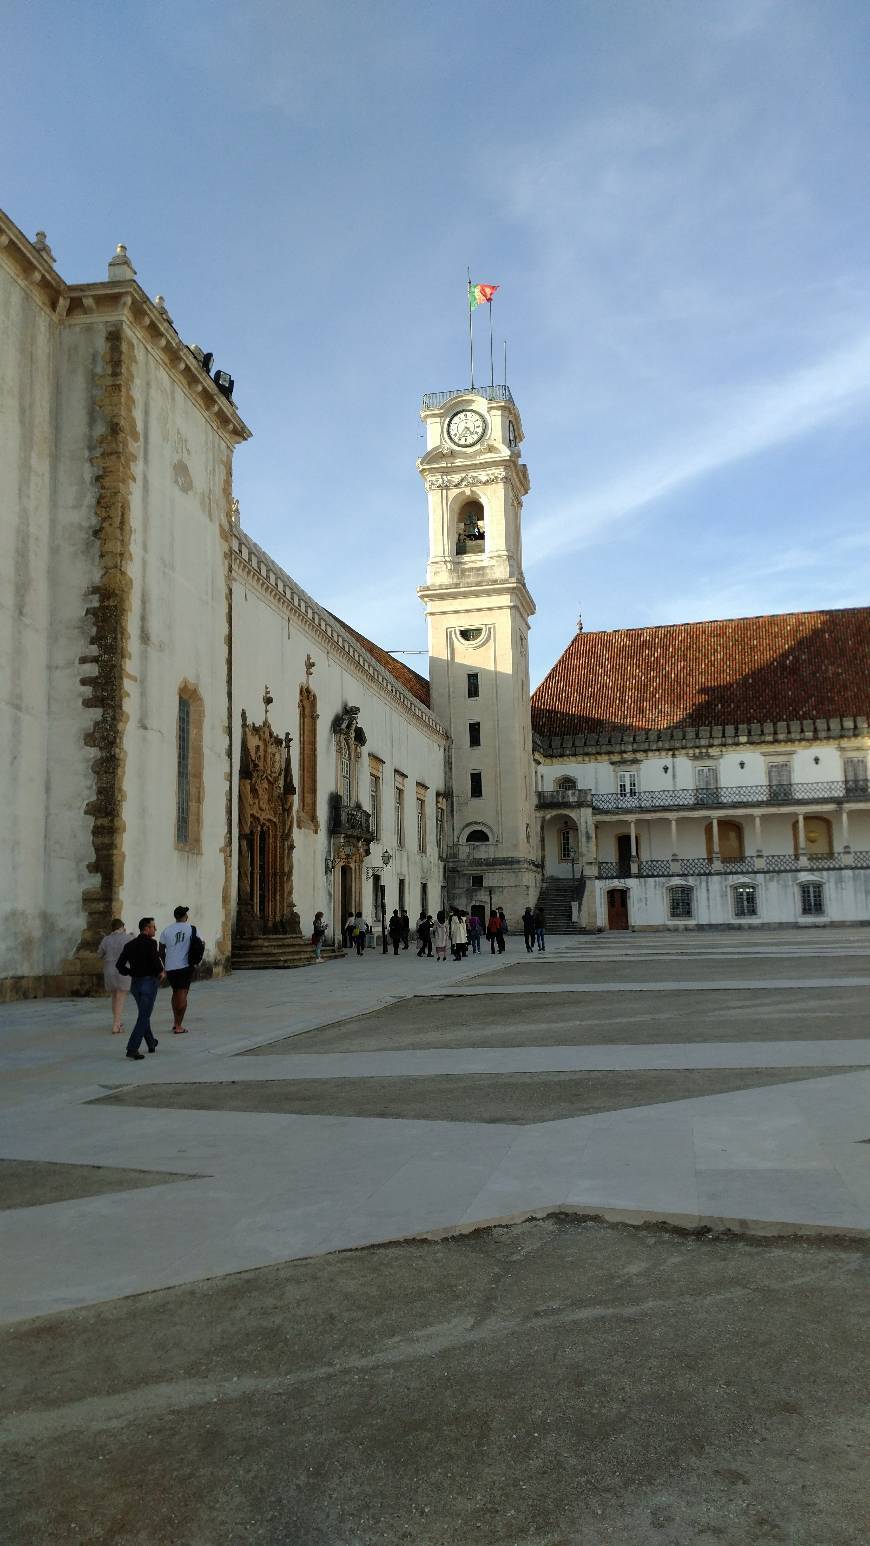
[159,905,195,1033]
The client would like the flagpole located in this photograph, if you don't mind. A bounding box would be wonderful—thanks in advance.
[467,268,474,389]
[503,339,507,387]
[489,297,494,389]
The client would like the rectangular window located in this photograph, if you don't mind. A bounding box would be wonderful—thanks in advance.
[470,873,484,888]
[369,772,381,839]
[420,882,428,917]
[695,766,718,791]
[468,721,481,748]
[176,696,191,845]
[416,795,426,852]
[340,748,351,806]
[668,886,694,919]
[467,672,480,699]
[733,885,757,918]
[436,802,445,858]
[768,761,792,795]
[470,771,483,799]
[559,829,574,862]
[617,770,637,798]
[800,882,824,916]
[844,755,868,792]
[395,784,405,847]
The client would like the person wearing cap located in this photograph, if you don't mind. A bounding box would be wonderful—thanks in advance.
[158,905,196,1034]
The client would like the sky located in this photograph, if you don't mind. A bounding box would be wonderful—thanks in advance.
[4,0,870,686]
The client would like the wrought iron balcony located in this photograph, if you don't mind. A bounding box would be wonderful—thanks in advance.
[421,385,514,410]
[596,851,870,880]
[328,795,373,840]
[591,779,869,814]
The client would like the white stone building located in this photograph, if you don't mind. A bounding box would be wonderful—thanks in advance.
[1,206,869,997]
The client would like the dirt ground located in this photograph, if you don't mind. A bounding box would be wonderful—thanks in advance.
[247,987,870,1053]
[0,1158,191,1210]
[2,1217,868,1546]
[93,1066,860,1124]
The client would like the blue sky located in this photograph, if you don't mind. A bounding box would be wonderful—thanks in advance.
[5,0,870,685]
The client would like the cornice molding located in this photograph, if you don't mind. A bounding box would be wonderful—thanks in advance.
[0,208,250,449]
[233,535,449,746]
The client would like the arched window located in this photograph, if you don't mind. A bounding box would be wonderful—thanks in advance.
[175,681,204,851]
[465,829,490,842]
[555,776,577,791]
[455,499,485,556]
[792,815,833,857]
[297,684,319,832]
[705,820,744,861]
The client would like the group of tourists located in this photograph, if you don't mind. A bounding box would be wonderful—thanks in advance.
[96,905,204,1059]
[333,904,542,962]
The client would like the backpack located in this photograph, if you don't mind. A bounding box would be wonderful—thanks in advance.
[188,926,205,967]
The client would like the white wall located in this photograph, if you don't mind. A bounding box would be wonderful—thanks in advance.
[596,867,870,929]
[121,331,234,963]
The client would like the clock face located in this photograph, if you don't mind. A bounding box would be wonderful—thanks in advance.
[446,409,486,448]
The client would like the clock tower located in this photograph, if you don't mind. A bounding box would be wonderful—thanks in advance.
[417,387,539,920]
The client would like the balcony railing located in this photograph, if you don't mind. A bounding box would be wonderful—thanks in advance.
[596,851,870,880]
[328,796,373,841]
[536,789,591,808]
[591,779,869,814]
[421,385,514,410]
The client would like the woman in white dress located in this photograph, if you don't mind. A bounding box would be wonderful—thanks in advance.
[97,919,135,1034]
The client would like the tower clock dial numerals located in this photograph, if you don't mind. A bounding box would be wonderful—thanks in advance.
[446,409,486,448]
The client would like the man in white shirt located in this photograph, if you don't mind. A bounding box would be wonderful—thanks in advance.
[159,905,195,1034]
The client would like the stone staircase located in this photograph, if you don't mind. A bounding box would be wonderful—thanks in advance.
[231,935,344,970]
[533,878,583,934]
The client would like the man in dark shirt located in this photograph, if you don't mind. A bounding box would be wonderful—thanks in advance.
[117,918,165,1059]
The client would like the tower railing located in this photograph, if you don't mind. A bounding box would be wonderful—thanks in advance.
[421,385,514,410]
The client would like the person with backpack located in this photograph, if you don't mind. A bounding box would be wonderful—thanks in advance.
[466,912,482,955]
[433,909,449,963]
[416,912,432,957]
[312,911,327,962]
[352,911,369,956]
[486,909,505,955]
[158,905,203,1034]
[522,906,536,953]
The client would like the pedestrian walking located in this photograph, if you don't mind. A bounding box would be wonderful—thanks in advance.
[353,912,369,956]
[97,918,134,1034]
[388,909,403,955]
[433,909,449,963]
[497,908,509,947]
[400,910,411,950]
[158,905,199,1034]
[344,913,356,951]
[522,906,536,953]
[467,912,482,955]
[449,909,467,961]
[416,912,432,957]
[486,909,505,954]
[116,918,164,1059]
[534,907,547,952]
[312,911,327,962]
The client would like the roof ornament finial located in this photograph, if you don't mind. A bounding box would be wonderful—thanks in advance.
[230,496,240,525]
[262,684,273,721]
[108,243,137,282]
[33,231,56,265]
[153,294,174,326]
[577,613,583,634]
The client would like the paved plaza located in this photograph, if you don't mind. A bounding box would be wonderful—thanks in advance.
[2,929,869,1543]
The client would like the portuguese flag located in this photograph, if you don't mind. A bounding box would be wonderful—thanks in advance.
[469,282,499,309]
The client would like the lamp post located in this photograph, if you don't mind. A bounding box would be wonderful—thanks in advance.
[380,850,392,955]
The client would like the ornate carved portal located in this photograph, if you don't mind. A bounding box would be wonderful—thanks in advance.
[236,691,301,939]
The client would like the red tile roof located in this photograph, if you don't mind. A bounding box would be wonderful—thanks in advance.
[329,614,431,708]
[531,608,870,742]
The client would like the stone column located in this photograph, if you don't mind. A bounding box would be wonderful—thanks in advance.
[841,807,852,861]
[797,810,807,867]
[630,818,639,875]
[711,815,721,871]
[670,817,680,875]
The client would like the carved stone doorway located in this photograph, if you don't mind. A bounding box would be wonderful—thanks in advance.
[236,693,300,939]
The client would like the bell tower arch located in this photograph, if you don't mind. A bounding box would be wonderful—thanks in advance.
[417,386,539,918]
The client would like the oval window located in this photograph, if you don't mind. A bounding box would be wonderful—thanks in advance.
[459,627,483,642]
